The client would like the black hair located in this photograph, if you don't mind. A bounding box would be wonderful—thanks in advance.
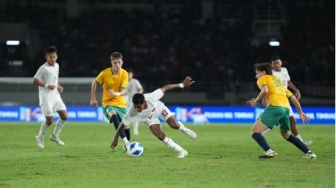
[271,55,281,61]
[254,62,273,75]
[45,46,57,54]
[132,93,145,105]
[128,69,133,73]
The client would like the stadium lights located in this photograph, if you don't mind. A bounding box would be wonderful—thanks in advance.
[6,40,20,46]
[269,38,280,47]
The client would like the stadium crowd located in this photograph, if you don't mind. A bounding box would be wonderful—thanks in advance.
[0,0,334,91]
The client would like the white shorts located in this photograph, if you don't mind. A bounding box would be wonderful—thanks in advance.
[146,105,174,127]
[289,106,294,117]
[40,99,67,117]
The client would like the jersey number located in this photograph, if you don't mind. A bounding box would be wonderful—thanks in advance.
[161,110,168,117]
[271,78,285,93]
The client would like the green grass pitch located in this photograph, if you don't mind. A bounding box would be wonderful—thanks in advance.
[0,122,334,188]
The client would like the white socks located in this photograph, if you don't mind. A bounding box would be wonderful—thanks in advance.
[162,137,184,153]
[295,134,304,142]
[133,122,139,135]
[37,122,49,138]
[178,121,186,131]
[122,137,129,144]
[53,119,66,137]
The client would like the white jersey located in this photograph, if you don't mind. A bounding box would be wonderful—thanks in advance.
[33,62,61,105]
[272,67,294,116]
[125,78,143,107]
[272,67,290,89]
[122,89,172,126]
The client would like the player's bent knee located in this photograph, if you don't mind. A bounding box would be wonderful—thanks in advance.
[46,121,53,125]
[153,131,165,141]
[60,116,68,121]
[250,131,258,137]
[250,131,254,137]
[281,131,290,139]
[109,110,117,115]
[170,123,179,129]
[154,133,164,141]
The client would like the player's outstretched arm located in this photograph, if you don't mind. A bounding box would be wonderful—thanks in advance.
[290,96,309,124]
[160,76,195,93]
[110,122,126,149]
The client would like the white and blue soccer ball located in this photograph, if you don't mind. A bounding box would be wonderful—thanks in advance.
[127,142,144,157]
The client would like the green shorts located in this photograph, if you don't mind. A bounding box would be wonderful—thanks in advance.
[103,105,126,121]
[257,105,290,132]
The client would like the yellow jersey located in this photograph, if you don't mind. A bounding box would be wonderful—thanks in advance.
[96,68,128,108]
[257,75,293,108]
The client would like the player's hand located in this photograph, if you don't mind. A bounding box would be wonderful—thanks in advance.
[246,98,258,107]
[108,89,115,96]
[46,84,56,90]
[108,89,121,97]
[90,99,98,107]
[295,90,301,100]
[182,76,195,87]
[299,112,310,124]
[110,138,118,150]
[58,85,64,93]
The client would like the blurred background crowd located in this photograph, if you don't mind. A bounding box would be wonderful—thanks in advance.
[0,0,334,95]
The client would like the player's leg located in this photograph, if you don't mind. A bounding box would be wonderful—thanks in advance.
[250,120,277,158]
[279,117,316,159]
[251,106,279,158]
[160,106,196,139]
[36,105,54,148]
[262,128,271,135]
[49,109,67,146]
[149,121,187,158]
[288,107,312,145]
[281,130,316,158]
[133,122,139,135]
[105,106,127,139]
[117,110,131,144]
[49,101,67,146]
[104,106,129,149]
[120,117,131,142]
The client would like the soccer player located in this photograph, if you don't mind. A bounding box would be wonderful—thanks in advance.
[110,76,197,158]
[263,56,312,146]
[90,52,130,149]
[33,46,67,148]
[125,69,143,135]
[247,62,316,159]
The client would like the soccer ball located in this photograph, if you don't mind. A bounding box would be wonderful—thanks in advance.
[126,142,144,157]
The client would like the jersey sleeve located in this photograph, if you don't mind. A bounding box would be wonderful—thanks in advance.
[135,79,143,89]
[285,89,293,99]
[95,71,104,85]
[256,76,267,90]
[144,89,164,101]
[33,66,45,80]
[283,68,291,81]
